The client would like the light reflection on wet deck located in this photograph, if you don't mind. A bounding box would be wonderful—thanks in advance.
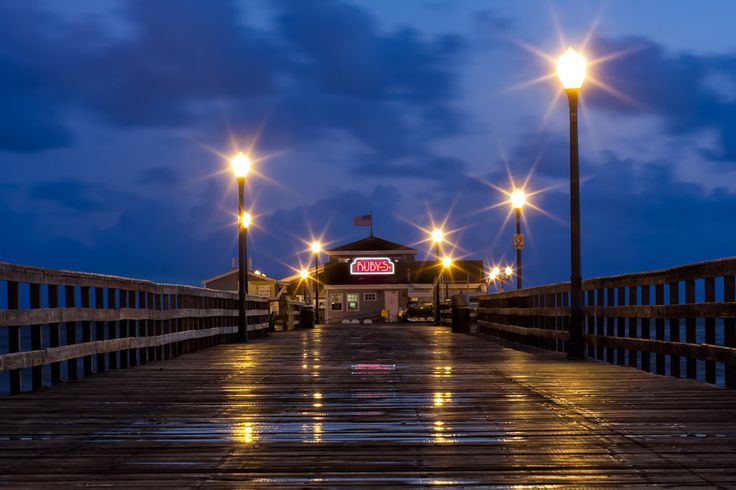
[0,324,735,487]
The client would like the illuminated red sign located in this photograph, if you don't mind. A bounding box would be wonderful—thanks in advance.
[350,257,395,275]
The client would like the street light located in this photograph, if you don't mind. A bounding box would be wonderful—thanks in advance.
[557,47,586,359]
[510,190,526,289]
[232,152,252,342]
[300,268,309,303]
[489,265,513,291]
[431,228,444,326]
[311,241,321,324]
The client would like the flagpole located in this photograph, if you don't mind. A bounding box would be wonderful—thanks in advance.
[370,211,373,237]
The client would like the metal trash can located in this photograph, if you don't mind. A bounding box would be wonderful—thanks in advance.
[299,306,315,329]
[451,295,471,333]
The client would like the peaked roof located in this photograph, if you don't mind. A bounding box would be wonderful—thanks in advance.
[328,235,416,253]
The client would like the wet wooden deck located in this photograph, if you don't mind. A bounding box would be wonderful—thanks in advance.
[1,325,735,488]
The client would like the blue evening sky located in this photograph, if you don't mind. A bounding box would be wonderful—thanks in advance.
[2,0,736,286]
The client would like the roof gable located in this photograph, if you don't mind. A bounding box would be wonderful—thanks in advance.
[327,236,416,253]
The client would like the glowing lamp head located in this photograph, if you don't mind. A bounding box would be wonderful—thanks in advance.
[442,256,452,269]
[240,211,251,229]
[510,190,526,209]
[311,241,321,254]
[254,270,261,276]
[300,268,309,279]
[431,228,443,243]
[231,152,251,178]
[557,47,587,89]
[504,266,513,277]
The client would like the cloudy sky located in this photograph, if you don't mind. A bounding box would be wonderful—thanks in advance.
[2,0,736,286]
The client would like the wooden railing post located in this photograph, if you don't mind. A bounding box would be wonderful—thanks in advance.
[107,288,117,370]
[80,286,92,377]
[30,283,43,390]
[95,287,105,374]
[64,285,78,381]
[685,279,696,380]
[640,285,651,373]
[669,281,680,379]
[48,284,61,385]
[627,286,638,369]
[654,284,665,376]
[7,281,21,394]
[704,277,716,384]
[725,275,735,388]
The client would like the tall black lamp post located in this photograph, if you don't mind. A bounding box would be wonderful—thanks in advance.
[311,241,321,324]
[557,47,587,359]
[232,152,251,342]
[510,190,526,289]
[431,228,443,326]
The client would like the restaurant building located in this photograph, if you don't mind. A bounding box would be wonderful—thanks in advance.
[315,235,486,324]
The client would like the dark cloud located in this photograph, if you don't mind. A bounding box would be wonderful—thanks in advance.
[138,166,181,186]
[0,0,466,162]
[587,35,736,160]
[28,180,109,211]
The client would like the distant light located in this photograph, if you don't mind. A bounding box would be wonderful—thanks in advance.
[300,268,309,279]
[311,241,321,254]
[431,228,443,244]
[442,256,452,269]
[254,270,261,276]
[231,152,251,178]
[504,266,513,277]
[510,190,527,209]
[557,47,587,89]
[240,211,251,229]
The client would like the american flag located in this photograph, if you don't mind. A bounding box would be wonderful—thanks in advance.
[353,214,372,227]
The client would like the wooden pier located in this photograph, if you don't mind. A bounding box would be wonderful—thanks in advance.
[1,324,735,487]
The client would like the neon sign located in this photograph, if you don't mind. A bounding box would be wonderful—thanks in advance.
[350,257,395,275]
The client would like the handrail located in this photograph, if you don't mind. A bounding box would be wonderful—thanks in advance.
[477,256,736,388]
[0,262,271,395]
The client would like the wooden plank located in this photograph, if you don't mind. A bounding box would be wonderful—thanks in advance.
[475,303,736,319]
[0,327,240,371]
[0,325,734,487]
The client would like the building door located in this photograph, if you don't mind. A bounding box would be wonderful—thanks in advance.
[384,291,399,322]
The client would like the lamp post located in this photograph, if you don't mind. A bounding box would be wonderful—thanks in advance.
[489,265,513,292]
[557,47,587,359]
[431,228,443,326]
[510,190,526,289]
[232,152,251,342]
[300,268,309,303]
[311,241,321,324]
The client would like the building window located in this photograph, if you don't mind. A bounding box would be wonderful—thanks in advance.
[363,292,377,301]
[346,293,359,311]
[330,293,343,311]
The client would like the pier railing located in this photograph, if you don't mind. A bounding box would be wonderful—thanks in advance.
[477,257,736,388]
[0,262,269,395]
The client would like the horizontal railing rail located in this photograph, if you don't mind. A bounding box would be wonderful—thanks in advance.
[477,257,736,388]
[0,262,270,395]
